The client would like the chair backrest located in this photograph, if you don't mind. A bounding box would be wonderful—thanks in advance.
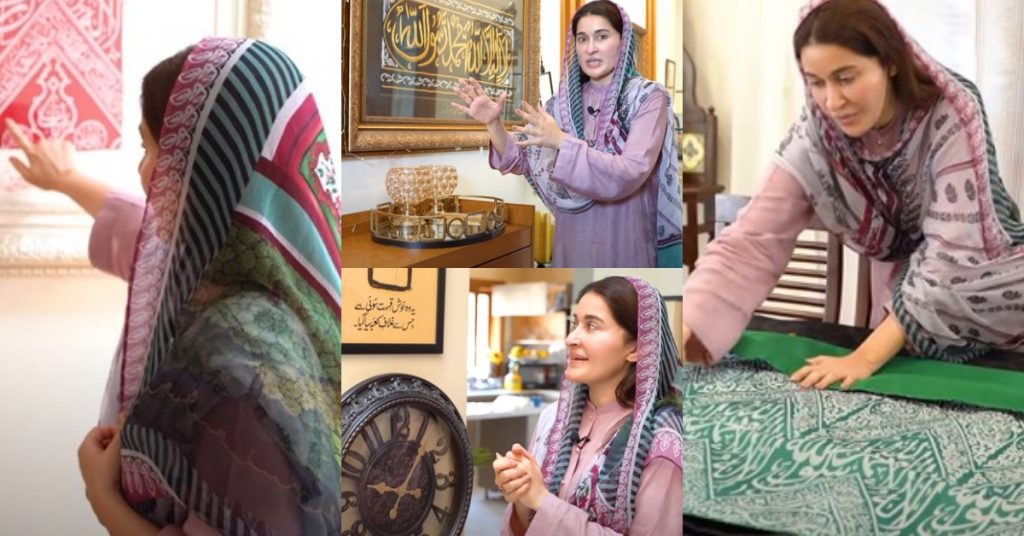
[713,193,871,325]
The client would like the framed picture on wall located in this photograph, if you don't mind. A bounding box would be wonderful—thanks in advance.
[343,0,540,154]
[664,59,676,93]
[342,268,446,354]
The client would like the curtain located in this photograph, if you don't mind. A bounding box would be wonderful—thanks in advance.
[888,0,1024,205]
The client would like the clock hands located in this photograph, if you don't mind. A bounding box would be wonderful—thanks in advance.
[367,441,430,520]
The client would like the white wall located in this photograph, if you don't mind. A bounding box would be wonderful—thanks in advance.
[683,0,804,195]
[341,269,470,419]
[0,275,128,534]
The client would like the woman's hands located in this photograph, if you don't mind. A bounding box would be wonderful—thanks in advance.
[78,417,125,526]
[452,78,564,149]
[683,324,712,366]
[492,443,550,511]
[4,118,110,216]
[510,101,564,149]
[790,354,881,390]
[5,119,78,192]
[77,417,160,535]
[452,78,508,126]
[790,313,906,390]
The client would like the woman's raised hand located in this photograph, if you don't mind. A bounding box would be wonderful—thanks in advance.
[452,78,507,126]
[512,100,564,149]
[5,118,78,192]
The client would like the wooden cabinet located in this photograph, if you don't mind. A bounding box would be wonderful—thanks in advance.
[341,202,535,267]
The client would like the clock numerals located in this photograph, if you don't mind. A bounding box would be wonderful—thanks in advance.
[342,450,367,481]
[390,406,411,440]
[414,409,432,444]
[342,491,357,512]
[428,432,451,457]
[341,520,368,536]
[435,470,457,491]
[359,419,386,452]
[431,504,452,526]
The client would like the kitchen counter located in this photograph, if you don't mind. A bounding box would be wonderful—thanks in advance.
[466,388,560,401]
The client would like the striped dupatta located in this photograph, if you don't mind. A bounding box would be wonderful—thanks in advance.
[536,277,682,533]
[521,0,683,267]
[777,0,1024,358]
[113,38,340,533]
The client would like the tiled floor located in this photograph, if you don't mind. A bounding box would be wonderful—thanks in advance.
[463,482,509,535]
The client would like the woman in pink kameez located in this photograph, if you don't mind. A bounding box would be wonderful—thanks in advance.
[683,0,1024,389]
[453,0,682,268]
[492,276,682,535]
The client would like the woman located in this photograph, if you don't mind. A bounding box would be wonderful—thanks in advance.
[492,276,682,535]
[452,0,682,268]
[683,0,1024,389]
[8,38,340,534]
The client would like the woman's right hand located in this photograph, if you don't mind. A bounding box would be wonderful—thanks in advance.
[452,78,507,126]
[493,449,531,502]
[5,118,78,192]
[683,324,712,366]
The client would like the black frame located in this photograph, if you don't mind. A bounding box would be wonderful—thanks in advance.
[342,268,446,354]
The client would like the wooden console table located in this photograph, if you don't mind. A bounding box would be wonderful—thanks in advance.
[341,201,534,267]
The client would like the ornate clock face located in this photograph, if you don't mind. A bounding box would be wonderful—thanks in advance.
[341,375,472,536]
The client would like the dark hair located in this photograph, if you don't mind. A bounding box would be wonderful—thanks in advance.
[140,46,194,137]
[571,0,624,36]
[570,0,624,86]
[576,276,637,407]
[793,0,939,110]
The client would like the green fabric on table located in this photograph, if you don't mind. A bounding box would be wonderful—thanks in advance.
[683,356,1024,535]
[733,330,1024,414]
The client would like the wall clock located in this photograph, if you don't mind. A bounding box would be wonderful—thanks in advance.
[342,374,473,536]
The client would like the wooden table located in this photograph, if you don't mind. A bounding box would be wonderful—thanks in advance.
[341,201,535,267]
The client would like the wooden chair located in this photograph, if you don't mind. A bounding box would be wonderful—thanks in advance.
[714,193,872,326]
[681,47,721,273]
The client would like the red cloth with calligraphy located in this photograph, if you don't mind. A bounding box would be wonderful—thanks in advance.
[0,0,121,150]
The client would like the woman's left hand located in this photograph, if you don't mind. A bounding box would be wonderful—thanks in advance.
[78,418,124,510]
[790,354,878,390]
[505,444,549,510]
[513,101,565,149]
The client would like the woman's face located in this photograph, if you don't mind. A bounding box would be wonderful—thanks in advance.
[574,14,621,87]
[564,292,637,389]
[800,42,897,138]
[138,120,158,193]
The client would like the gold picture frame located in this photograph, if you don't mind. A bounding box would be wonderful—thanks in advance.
[343,0,541,154]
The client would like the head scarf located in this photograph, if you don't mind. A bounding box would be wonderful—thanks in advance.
[776,0,1024,359]
[110,38,340,533]
[538,276,682,532]
[521,0,683,265]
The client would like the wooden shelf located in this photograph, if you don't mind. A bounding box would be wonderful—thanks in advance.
[341,201,535,267]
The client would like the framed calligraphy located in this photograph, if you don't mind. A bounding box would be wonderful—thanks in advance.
[342,268,446,354]
[343,0,540,153]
